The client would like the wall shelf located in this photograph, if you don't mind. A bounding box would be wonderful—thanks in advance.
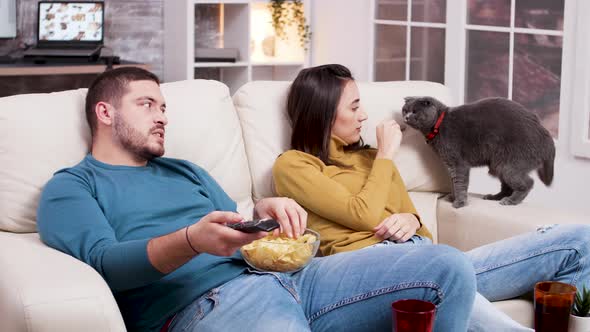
[164,0,311,93]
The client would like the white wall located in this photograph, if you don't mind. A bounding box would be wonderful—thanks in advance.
[311,0,590,214]
[311,0,371,80]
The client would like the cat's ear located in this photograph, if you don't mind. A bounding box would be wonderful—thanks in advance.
[404,96,417,103]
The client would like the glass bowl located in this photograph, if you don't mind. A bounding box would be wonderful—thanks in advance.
[240,229,320,273]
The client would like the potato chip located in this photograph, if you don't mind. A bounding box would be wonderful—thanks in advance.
[241,230,319,272]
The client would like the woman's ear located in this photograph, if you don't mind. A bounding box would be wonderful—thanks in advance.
[95,101,114,126]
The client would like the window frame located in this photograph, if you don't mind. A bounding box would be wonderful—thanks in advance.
[369,0,447,82]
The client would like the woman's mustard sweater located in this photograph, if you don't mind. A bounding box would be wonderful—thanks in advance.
[272,136,432,256]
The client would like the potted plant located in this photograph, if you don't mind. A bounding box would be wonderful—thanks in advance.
[570,286,590,332]
[268,0,311,50]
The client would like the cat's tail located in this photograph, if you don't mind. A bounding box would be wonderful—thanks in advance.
[537,147,555,186]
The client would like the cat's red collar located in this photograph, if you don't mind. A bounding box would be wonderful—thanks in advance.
[425,111,446,142]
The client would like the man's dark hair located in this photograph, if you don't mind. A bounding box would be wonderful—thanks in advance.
[287,64,366,166]
[85,67,160,136]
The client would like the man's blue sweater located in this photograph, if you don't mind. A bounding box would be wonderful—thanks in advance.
[37,155,248,331]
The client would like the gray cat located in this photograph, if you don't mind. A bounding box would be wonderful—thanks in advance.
[402,96,555,208]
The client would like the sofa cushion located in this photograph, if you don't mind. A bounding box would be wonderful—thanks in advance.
[0,79,254,233]
[437,194,585,251]
[0,232,126,332]
[232,81,291,201]
[0,89,90,233]
[357,81,452,193]
[160,80,254,219]
[494,298,534,328]
[233,80,452,203]
[408,192,440,243]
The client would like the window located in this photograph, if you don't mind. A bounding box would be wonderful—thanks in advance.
[372,0,575,141]
[465,0,564,138]
[372,0,447,83]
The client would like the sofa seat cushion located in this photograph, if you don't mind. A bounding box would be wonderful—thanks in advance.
[493,298,534,328]
[437,194,585,251]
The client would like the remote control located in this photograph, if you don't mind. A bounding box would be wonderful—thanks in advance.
[227,219,280,233]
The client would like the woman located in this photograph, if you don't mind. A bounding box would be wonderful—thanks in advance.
[272,64,590,331]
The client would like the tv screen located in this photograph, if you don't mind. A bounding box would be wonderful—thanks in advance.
[38,2,104,42]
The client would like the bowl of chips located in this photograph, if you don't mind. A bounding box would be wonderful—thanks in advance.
[240,229,320,273]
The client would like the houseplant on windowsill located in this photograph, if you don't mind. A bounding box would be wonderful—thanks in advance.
[570,286,590,332]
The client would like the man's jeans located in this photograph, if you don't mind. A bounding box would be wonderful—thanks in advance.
[169,224,590,332]
[169,244,476,331]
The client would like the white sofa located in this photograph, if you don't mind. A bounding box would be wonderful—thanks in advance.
[0,79,586,331]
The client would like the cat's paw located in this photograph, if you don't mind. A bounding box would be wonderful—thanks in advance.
[445,194,455,202]
[452,200,466,208]
[500,197,518,205]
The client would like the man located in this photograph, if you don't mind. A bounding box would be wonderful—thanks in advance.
[37,67,476,332]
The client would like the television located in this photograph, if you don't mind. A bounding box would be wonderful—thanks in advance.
[0,0,16,38]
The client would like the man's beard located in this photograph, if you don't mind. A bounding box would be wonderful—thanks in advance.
[113,114,164,161]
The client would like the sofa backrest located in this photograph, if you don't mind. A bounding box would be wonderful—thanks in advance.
[233,80,452,198]
[233,80,454,238]
[0,79,254,233]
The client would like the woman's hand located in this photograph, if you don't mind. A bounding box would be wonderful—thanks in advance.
[375,119,403,160]
[373,213,420,242]
[254,197,308,238]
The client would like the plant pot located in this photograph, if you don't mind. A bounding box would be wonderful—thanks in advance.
[569,314,590,332]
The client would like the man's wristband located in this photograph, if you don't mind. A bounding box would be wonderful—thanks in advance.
[185,225,199,254]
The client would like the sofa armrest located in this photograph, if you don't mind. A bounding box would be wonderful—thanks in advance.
[437,194,588,251]
[0,232,126,332]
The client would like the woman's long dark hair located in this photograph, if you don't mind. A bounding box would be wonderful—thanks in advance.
[287,64,366,165]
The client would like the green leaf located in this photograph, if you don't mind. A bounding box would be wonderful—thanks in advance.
[573,286,590,317]
[268,0,311,48]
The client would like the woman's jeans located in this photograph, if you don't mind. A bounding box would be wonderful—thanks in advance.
[378,224,590,332]
[169,224,590,332]
[169,244,476,331]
